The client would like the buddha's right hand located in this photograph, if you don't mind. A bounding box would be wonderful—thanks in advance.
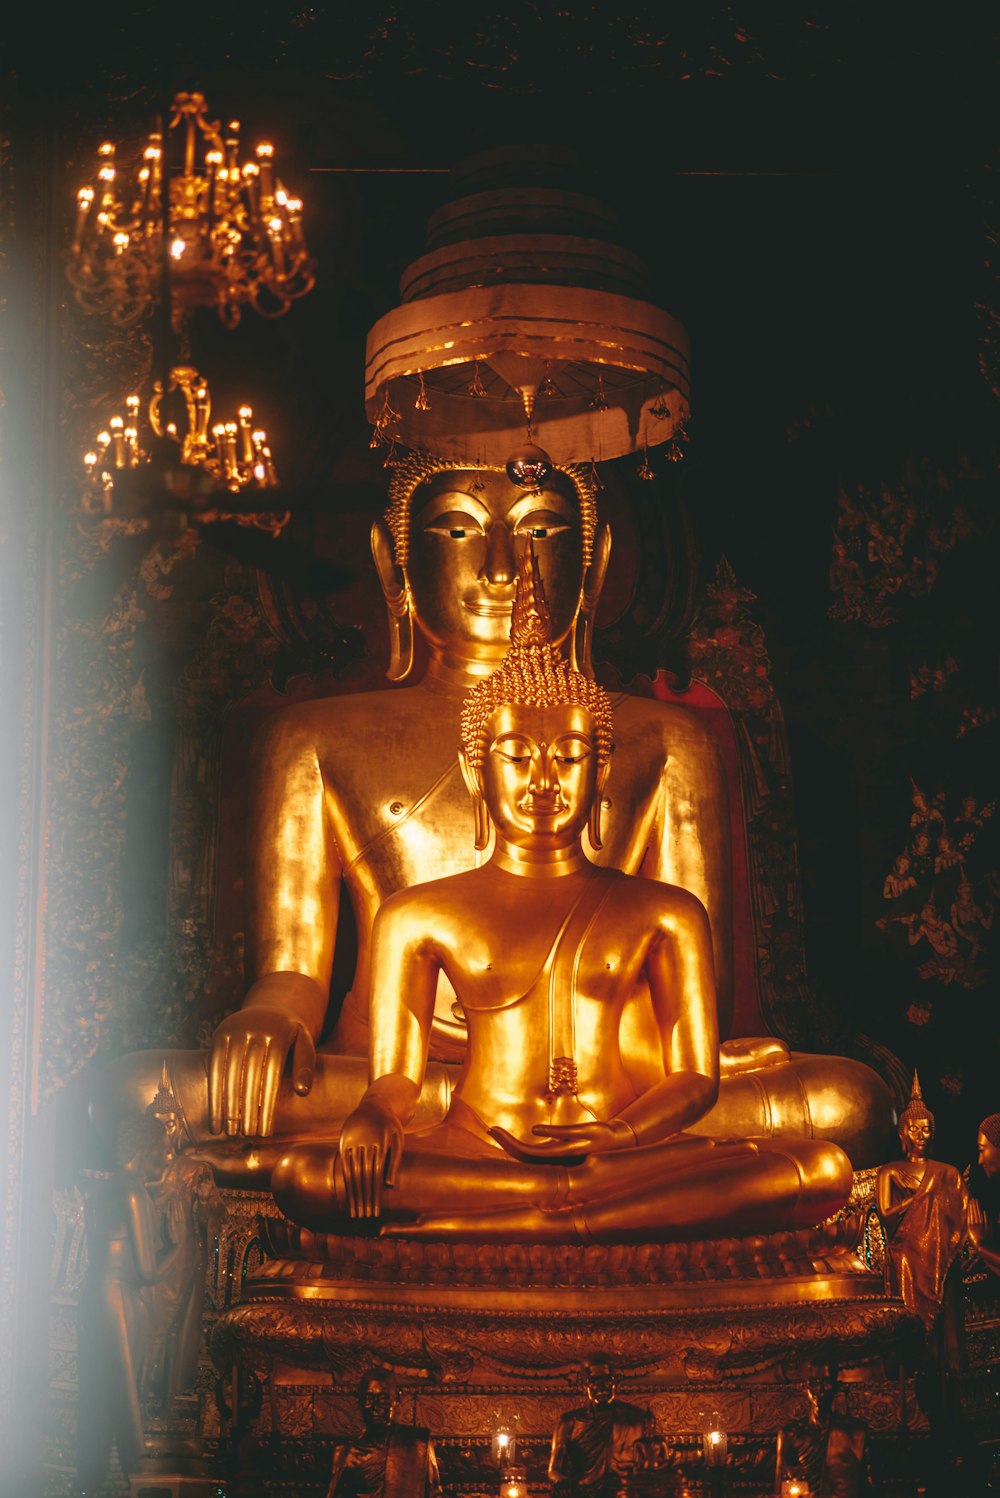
[338,1099,404,1219]
[208,1005,317,1138]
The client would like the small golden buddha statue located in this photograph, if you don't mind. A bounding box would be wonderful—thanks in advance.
[271,543,852,1242]
[876,1073,969,1328]
[76,1113,187,1493]
[326,1368,440,1498]
[92,456,892,1184]
[548,1359,649,1498]
[774,1372,873,1498]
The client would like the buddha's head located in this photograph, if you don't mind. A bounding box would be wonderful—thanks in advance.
[803,1371,836,1424]
[358,1367,397,1430]
[146,1059,182,1161]
[898,1072,933,1160]
[115,1112,167,1179]
[459,541,613,855]
[583,1358,617,1408]
[372,455,609,681]
[978,1113,1000,1179]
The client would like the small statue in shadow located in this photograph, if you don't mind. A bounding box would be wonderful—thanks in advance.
[775,1372,872,1497]
[548,1358,650,1498]
[142,1063,222,1414]
[876,1072,968,1329]
[968,1111,1000,1280]
[75,1112,187,1492]
[327,1368,440,1498]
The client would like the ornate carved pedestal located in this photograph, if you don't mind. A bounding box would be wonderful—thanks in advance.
[209,1198,925,1496]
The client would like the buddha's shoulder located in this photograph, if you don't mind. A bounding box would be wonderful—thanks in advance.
[606,690,721,754]
[253,684,458,751]
[609,868,709,925]
[376,867,482,924]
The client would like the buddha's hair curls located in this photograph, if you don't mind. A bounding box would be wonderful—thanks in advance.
[460,541,613,769]
[385,453,598,570]
[898,1070,934,1135]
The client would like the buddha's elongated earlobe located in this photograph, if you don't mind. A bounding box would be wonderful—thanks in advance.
[371,522,415,682]
[588,759,611,852]
[458,747,492,851]
[571,520,611,678]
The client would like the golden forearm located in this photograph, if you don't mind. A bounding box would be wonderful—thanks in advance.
[245,713,339,992]
[617,1070,717,1144]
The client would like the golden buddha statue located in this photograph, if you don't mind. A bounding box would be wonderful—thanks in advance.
[270,543,852,1242]
[326,1368,440,1498]
[875,1073,968,1328]
[774,1372,873,1498]
[92,452,893,1182]
[548,1358,649,1498]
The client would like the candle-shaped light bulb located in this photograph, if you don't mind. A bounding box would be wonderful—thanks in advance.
[109,416,126,467]
[84,450,98,470]
[255,141,275,205]
[237,405,255,465]
[267,215,286,274]
[285,195,304,248]
[166,422,178,437]
[73,186,95,249]
[242,160,260,222]
[204,148,223,228]
[97,430,111,450]
[170,238,186,260]
[124,426,139,464]
[112,232,129,254]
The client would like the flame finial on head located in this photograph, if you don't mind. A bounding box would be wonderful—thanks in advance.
[899,1069,933,1134]
[510,535,552,649]
[459,537,614,770]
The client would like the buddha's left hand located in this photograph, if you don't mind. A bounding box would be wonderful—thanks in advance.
[489,1118,635,1164]
[339,1098,404,1218]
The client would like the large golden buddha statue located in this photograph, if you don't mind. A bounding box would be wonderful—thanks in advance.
[270,543,851,1241]
[94,450,892,1179]
[92,149,893,1183]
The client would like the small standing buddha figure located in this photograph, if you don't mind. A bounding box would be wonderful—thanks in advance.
[876,1073,969,1327]
[271,542,852,1243]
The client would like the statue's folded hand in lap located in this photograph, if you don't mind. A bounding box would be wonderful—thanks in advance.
[272,546,852,1242]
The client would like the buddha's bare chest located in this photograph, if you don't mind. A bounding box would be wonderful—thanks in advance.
[321,737,663,906]
[440,885,646,1014]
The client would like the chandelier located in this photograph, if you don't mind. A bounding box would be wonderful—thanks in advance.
[67,91,315,329]
[82,365,288,536]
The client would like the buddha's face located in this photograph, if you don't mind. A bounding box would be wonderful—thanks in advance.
[900,1114,932,1158]
[406,470,584,660]
[482,702,602,851]
[359,1373,395,1429]
[978,1131,1000,1179]
[584,1362,616,1407]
